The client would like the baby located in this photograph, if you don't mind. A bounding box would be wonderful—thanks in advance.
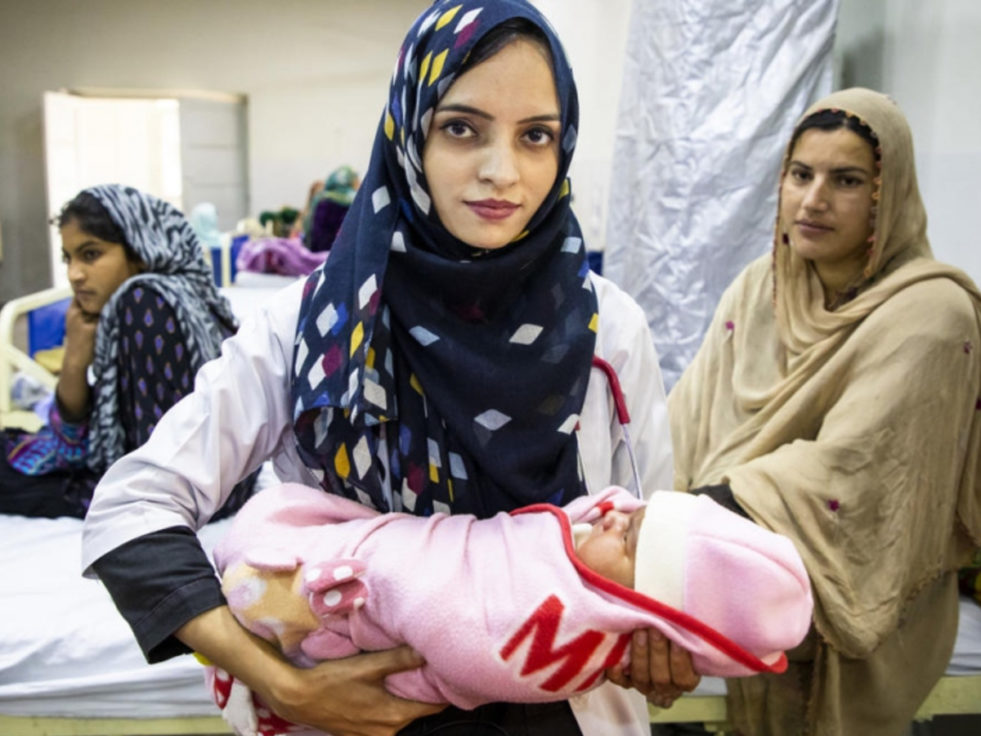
[206,483,812,733]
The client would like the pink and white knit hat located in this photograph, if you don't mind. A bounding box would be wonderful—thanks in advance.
[633,491,813,675]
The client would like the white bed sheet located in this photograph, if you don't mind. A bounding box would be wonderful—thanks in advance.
[0,275,298,718]
[220,274,302,327]
[0,464,278,718]
[950,594,981,675]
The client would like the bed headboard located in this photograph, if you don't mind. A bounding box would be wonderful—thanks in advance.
[0,286,72,431]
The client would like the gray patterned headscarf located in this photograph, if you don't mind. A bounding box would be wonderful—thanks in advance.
[83,184,237,472]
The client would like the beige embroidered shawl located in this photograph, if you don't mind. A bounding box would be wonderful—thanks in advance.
[669,88,981,735]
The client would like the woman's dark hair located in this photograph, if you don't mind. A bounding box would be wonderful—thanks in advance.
[789,109,879,158]
[55,191,137,259]
[459,18,554,76]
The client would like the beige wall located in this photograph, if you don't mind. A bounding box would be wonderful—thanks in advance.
[0,0,428,300]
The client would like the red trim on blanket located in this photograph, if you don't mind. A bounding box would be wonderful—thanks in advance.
[511,503,788,675]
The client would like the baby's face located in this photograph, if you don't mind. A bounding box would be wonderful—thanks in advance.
[575,506,645,588]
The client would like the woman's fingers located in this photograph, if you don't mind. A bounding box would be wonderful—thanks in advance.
[333,652,446,736]
[629,628,651,690]
[265,647,444,736]
[358,647,446,726]
[604,663,630,689]
[647,628,673,690]
[612,628,701,710]
[668,637,701,692]
[357,645,427,678]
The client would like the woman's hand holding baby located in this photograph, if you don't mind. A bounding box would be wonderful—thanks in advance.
[259,646,446,736]
[180,606,443,736]
[606,628,701,709]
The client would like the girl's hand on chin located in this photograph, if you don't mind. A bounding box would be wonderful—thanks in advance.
[63,298,99,367]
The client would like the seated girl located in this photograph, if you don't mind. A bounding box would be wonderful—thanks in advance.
[1,184,255,519]
[205,483,812,735]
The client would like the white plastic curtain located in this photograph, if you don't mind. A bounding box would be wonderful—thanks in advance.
[604,0,838,389]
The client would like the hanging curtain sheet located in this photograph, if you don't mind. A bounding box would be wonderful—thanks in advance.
[604,0,838,389]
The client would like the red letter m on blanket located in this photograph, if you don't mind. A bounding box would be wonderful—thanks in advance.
[499,594,629,692]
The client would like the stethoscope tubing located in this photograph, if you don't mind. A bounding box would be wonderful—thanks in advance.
[590,356,644,499]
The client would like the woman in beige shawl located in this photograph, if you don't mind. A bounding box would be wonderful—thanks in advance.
[669,87,981,735]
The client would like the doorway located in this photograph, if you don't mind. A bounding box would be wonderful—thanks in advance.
[42,90,249,287]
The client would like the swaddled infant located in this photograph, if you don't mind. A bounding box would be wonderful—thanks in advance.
[205,483,811,734]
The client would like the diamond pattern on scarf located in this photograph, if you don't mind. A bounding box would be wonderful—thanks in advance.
[352,437,372,479]
[349,322,364,357]
[358,276,379,311]
[391,231,407,252]
[334,444,350,479]
[474,410,511,431]
[449,451,468,479]
[509,324,544,345]
[409,326,440,346]
[307,357,327,394]
[402,476,419,511]
[316,303,339,336]
[455,8,483,35]
[371,187,391,213]
[557,414,579,434]
[363,379,387,411]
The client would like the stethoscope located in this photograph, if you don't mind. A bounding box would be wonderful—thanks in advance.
[589,355,644,499]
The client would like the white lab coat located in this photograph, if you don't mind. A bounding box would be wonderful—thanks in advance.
[82,271,673,736]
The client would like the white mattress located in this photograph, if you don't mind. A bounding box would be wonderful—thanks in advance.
[0,464,278,718]
[1,489,978,716]
[0,276,295,718]
[219,274,303,327]
[950,591,981,675]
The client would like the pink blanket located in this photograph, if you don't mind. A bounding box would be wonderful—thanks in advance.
[213,483,809,715]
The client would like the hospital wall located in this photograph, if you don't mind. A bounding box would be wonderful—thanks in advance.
[1,0,979,302]
[836,0,981,284]
[0,0,429,301]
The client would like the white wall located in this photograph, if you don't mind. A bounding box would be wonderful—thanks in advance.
[0,0,427,300]
[248,73,385,214]
[883,1,981,284]
[0,0,629,301]
[4,1,977,299]
[532,0,633,252]
[837,0,981,283]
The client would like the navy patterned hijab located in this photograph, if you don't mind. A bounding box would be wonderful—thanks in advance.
[291,0,598,517]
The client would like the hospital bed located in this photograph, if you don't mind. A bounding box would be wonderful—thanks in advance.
[0,280,295,735]
[0,286,71,432]
[2,287,980,736]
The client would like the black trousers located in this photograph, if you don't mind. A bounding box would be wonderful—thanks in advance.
[0,432,97,518]
[0,427,256,521]
[398,701,583,736]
